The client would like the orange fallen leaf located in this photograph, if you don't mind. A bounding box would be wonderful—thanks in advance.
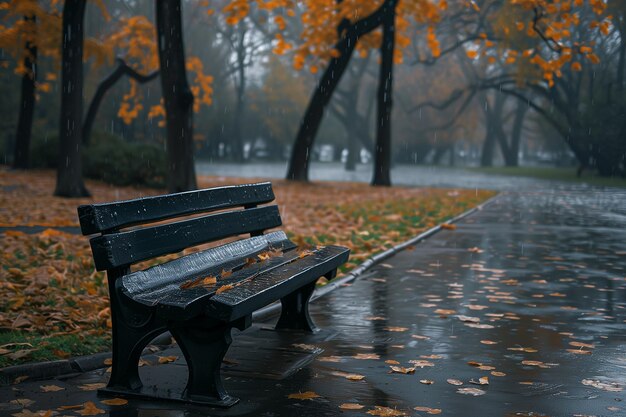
[216,284,234,294]
[569,341,594,349]
[287,391,321,400]
[491,371,506,377]
[353,353,380,360]
[390,366,415,374]
[440,223,456,230]
[367,406,407,416]
[78,383,106,391]
[566,349,592,355]
[76,401,105,416]
[447,379,463,386]
[157,355,178,364]
[100,398,128,406]
[339,403,365,410]
[480,340,498,345]
[384,327,408,332]
[40,384,64,392]
[413,406,442,414]
[386,360,400,365]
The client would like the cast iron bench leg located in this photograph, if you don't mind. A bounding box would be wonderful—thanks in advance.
[275,269,337,332]
[170,323,239,406]
[107,322,165,390]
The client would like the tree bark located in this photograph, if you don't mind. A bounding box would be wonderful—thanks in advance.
[83,58,159,146]
[156,0,197,192]
[286,0,396,182]
[231,21,246,162]
[54,0,90,197]
[371,2,397,186]
[13,15,37,170]
[506,100,528,167]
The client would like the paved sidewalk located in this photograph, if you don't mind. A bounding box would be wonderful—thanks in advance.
[1,187,625,416]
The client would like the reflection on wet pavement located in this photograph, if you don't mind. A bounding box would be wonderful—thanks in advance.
[1,188,625,416]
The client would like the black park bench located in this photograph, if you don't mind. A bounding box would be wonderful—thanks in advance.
[78,182,350,407]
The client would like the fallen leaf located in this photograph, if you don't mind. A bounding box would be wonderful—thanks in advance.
[331,371,365,381]
[386,360,400,365]
[100,398,128,406]
[581,379,622,392]
[419,379,434,385]
[76,401,105,416]
[390,366,415,374]
[339,403,365,410]
[40,385,64,392]
[353,353,380,360]
[569,341,595,349]
[440,223,456,230]
[413,406,442,414]
[566,349,592,355]
[470,376,489,385]
[491,371,506,377]
[480,340,498,345]
[367,406,407,416]
[409,360,434,368]
[447,379,463,386]
[11,410,53,417]
[78,383,106,391]
[216,284,234,294]
[457,387,486,396]
[384,327,409,332]
[157,355,178,364]
[10,399,35,407]
[434,309,456,316]
[467,247,483,253]
[287,391,321,400]
[318,356,342,362]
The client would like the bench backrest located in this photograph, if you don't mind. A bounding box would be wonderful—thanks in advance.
[78,182,282,271]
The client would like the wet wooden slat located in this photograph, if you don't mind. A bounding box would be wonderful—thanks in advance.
[77,182,274,235]
[89,206,281,270]
[121,231,295,308]
[206,246,350,321]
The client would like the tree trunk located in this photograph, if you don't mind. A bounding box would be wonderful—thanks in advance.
[286,0,396,182]
[54,0,90,197]
[371,2,397,186]
[231,21,246,162]
[506,100,528,167]
[83,58,158,146]
[156,0,197,192]
[13,15,37,170]
[285,36,358,181]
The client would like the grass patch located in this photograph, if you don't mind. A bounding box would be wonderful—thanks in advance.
[469,166,626,187]
[0,331,110,368]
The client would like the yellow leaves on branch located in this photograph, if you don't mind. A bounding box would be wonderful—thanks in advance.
[505,0,611,86]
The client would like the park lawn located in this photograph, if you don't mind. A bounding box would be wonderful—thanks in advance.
[469,166,626,187]
[0,168,495,367]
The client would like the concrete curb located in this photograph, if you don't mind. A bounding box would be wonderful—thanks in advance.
[0,193,500,384]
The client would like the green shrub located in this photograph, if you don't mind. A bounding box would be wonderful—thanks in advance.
[30,133,59,169]
[29,131,167,188]
[83,133,167,188]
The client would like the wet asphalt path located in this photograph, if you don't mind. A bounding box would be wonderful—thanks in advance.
[1,187,625,416]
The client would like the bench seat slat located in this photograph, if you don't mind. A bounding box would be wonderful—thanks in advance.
[90,205,281,270]
[206,245,350,321]
[120,231,295,307]
[78,182,275,235]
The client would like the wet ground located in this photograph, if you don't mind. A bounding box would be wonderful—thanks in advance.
[1,187,625,416]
